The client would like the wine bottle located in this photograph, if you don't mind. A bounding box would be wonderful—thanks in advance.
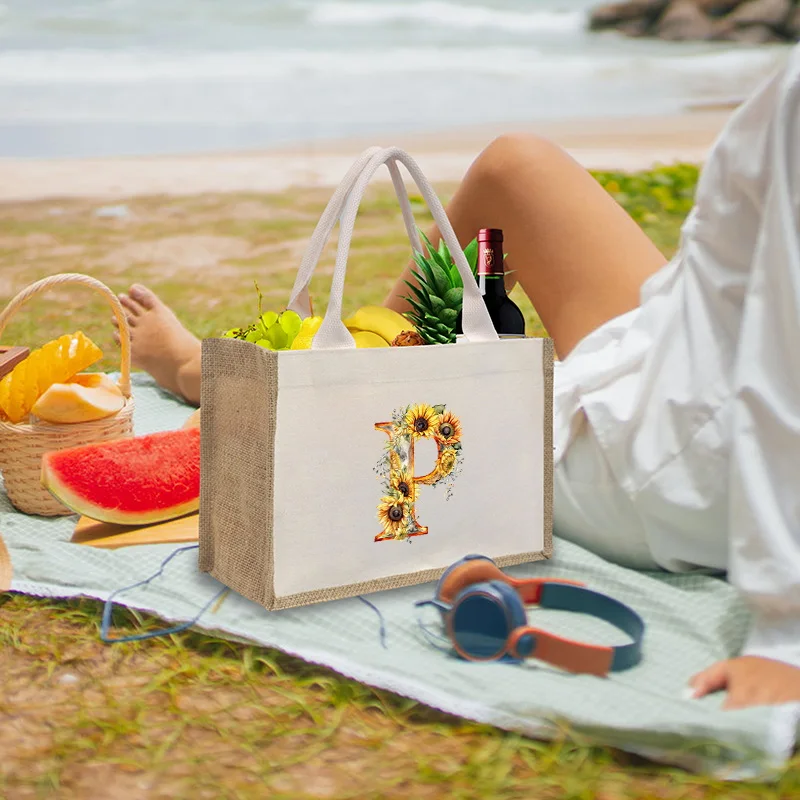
[473,228,525,337]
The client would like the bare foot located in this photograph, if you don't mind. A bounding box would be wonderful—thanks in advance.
[114,284,202,406]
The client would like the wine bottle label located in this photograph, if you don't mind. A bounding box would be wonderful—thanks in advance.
[477,246,504,276]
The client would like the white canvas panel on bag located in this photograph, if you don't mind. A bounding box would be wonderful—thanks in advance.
[270,339,546,597]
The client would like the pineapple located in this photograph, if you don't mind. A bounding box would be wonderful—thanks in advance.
[0,332,103,423]
[391,330,424,347]
[402,232,478,345]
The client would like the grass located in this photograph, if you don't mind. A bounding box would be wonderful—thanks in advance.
[1,164,797,798]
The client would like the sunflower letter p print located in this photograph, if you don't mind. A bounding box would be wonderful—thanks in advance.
[374,403,463,542]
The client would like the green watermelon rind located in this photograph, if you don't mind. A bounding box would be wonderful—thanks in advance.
[40,428,200,526]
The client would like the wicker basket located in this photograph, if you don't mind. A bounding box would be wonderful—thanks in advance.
[0,273,134,516]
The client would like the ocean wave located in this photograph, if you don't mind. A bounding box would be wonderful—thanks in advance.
[307,0,586,34]
[0,45,784,85]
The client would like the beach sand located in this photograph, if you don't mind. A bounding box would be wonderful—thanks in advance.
[0,110,732,203]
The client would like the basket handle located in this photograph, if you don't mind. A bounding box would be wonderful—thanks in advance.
[0,273,132,398]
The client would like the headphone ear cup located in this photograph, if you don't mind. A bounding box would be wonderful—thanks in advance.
[437,558,507,605]
[490,581,527,630]
[447,580,522,662]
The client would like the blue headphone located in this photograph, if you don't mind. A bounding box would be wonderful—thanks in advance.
[415,554,645,676]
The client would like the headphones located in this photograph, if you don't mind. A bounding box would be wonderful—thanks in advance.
[415,554,645,677]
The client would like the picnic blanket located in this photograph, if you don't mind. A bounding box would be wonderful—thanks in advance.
[2,374,798,781]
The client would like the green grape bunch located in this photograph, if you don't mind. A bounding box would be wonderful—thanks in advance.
[222,281,304,350]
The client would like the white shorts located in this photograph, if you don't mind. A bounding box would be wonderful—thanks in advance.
[552,399,658,570]
[550,305,661,572]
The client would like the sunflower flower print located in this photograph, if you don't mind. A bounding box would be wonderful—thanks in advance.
[390,467,416,503]
[376,496,412,541]
[374,402,464,542]
[404,403,439,439]
[435,410,462,445]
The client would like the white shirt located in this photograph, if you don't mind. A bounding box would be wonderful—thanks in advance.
[552,46,800,670]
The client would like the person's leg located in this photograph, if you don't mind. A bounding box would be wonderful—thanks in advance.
[386,134,668,359]
[117,133,667,404]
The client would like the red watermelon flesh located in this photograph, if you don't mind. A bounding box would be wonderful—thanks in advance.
[41,427,200,525]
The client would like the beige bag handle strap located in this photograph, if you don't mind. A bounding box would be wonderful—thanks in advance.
[287,146,423,317]
[0,530,12,592]
[314,146,498,349]
[0,273,132,398]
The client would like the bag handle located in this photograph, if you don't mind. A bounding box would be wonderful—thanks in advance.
[287,146,423,317]
[313,146,498,349]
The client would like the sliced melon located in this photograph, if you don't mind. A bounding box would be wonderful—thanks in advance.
[183,408,201,429]
[32,380,124,424]
[69,372,121,392]
[41,427,200,525]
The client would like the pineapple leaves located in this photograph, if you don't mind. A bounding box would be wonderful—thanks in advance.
[443,287,463,308]
[428,295,446,315]
[428,262,451,298]
[401,227,486,345]
[463,238,478,273]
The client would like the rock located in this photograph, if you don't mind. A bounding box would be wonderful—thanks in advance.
[656,0,717,39]
[617,16,654,34]
[588,0,669,29]
[786,5,800,37]
[695,0,745,15]
[714,20,787,39]
[586,0,799,41]
[724,0,792,27]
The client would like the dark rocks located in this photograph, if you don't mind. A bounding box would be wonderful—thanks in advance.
[587,0,800,42]
[589,0,670,29]
[657,0,717,38]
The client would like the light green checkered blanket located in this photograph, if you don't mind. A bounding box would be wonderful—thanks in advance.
[3,375,797,780]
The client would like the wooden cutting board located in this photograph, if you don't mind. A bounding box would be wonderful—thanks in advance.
[71,512,199,549]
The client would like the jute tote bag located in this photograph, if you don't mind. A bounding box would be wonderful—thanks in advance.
[199,146,554,611]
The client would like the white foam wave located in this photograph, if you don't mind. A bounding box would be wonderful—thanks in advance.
[308,0,586,34]
[0,45,785,86]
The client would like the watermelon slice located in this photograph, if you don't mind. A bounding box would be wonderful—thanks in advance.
[41,427,200,525]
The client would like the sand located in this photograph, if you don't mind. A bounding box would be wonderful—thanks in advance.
[0,110,733,203]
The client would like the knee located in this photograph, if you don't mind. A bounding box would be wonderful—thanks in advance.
[470,133,565,187]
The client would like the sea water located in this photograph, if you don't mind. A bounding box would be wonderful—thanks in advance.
[0,0,790,157]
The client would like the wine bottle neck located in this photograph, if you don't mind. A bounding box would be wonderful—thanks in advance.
[478,273,508,298]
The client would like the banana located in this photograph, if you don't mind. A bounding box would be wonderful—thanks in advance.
[290,315,324,350]
[343,305,414,345]
[352,330,390,348]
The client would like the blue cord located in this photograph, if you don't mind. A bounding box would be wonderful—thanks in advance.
[415,612,453,654]
[100,544,226,644]
[100,544,390,650]
[357,595,388,649]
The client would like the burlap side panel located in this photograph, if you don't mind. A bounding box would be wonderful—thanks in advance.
[198,338,277,608]
[541,337,554,559]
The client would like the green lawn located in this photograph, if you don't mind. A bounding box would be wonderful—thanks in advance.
[2,164,797,798]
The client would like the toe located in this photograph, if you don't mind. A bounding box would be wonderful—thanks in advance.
[129,284,158,309]
[118,292,145,317]
[113,327,133,344]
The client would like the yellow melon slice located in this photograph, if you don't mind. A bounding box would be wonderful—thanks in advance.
[0,332,103,423]
[183,408,201,429]
[32,382,124,424]
[69,372,121,392]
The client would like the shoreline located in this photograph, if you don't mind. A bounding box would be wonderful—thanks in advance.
[0,110,733,203]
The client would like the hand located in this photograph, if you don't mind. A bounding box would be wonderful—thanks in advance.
[688,656,800,710]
